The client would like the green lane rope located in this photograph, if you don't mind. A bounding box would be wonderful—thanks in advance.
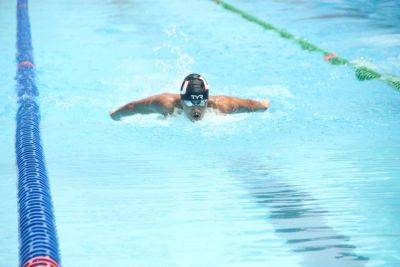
[213,0,400,91]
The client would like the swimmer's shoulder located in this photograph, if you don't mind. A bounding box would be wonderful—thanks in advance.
[208,95,226,105]
[150,92,179,103]
[152,92,180,101]
[156,92,182,110]
[207,95,230,112]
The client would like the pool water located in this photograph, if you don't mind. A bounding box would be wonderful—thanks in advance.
[1,0,400,266]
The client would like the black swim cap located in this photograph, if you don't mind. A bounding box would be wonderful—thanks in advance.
[180,73,209,103]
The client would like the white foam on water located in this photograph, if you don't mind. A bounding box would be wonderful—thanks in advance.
[351,57,379,69]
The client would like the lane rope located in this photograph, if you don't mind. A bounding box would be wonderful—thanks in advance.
[213,0,400,91]
[15,0,61,266]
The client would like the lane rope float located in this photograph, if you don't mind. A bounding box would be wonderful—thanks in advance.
[15,0,61,266]
[213,0,400,91]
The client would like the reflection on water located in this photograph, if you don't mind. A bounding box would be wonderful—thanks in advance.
[276,0,400,29]
[229,159,369,267]
[298,13,368,21]
[109,0,135,10]
[107,0,137,24]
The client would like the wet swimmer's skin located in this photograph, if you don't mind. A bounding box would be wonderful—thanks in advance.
[110,73,270,122]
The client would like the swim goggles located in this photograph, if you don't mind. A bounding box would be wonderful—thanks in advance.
[182,99,208,107]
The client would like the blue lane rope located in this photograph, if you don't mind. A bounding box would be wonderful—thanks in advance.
[15,0,61,266]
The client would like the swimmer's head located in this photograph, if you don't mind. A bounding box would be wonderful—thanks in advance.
[180,73,209,122]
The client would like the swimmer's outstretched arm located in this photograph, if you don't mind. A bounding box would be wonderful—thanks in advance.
[110,93,180,120]
[208,96,270,114]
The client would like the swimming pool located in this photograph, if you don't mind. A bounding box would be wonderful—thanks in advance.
[1,0,400,266]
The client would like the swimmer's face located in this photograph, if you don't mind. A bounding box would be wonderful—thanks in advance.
[180,74,209,122]
[181,100,207,122]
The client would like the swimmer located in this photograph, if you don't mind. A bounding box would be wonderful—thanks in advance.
[110,73,270,122]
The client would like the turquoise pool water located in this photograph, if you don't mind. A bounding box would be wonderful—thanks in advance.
[1,0,400,266]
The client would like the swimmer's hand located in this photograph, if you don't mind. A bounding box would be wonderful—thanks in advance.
[110,110,122,121]
[261,100,270,110]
